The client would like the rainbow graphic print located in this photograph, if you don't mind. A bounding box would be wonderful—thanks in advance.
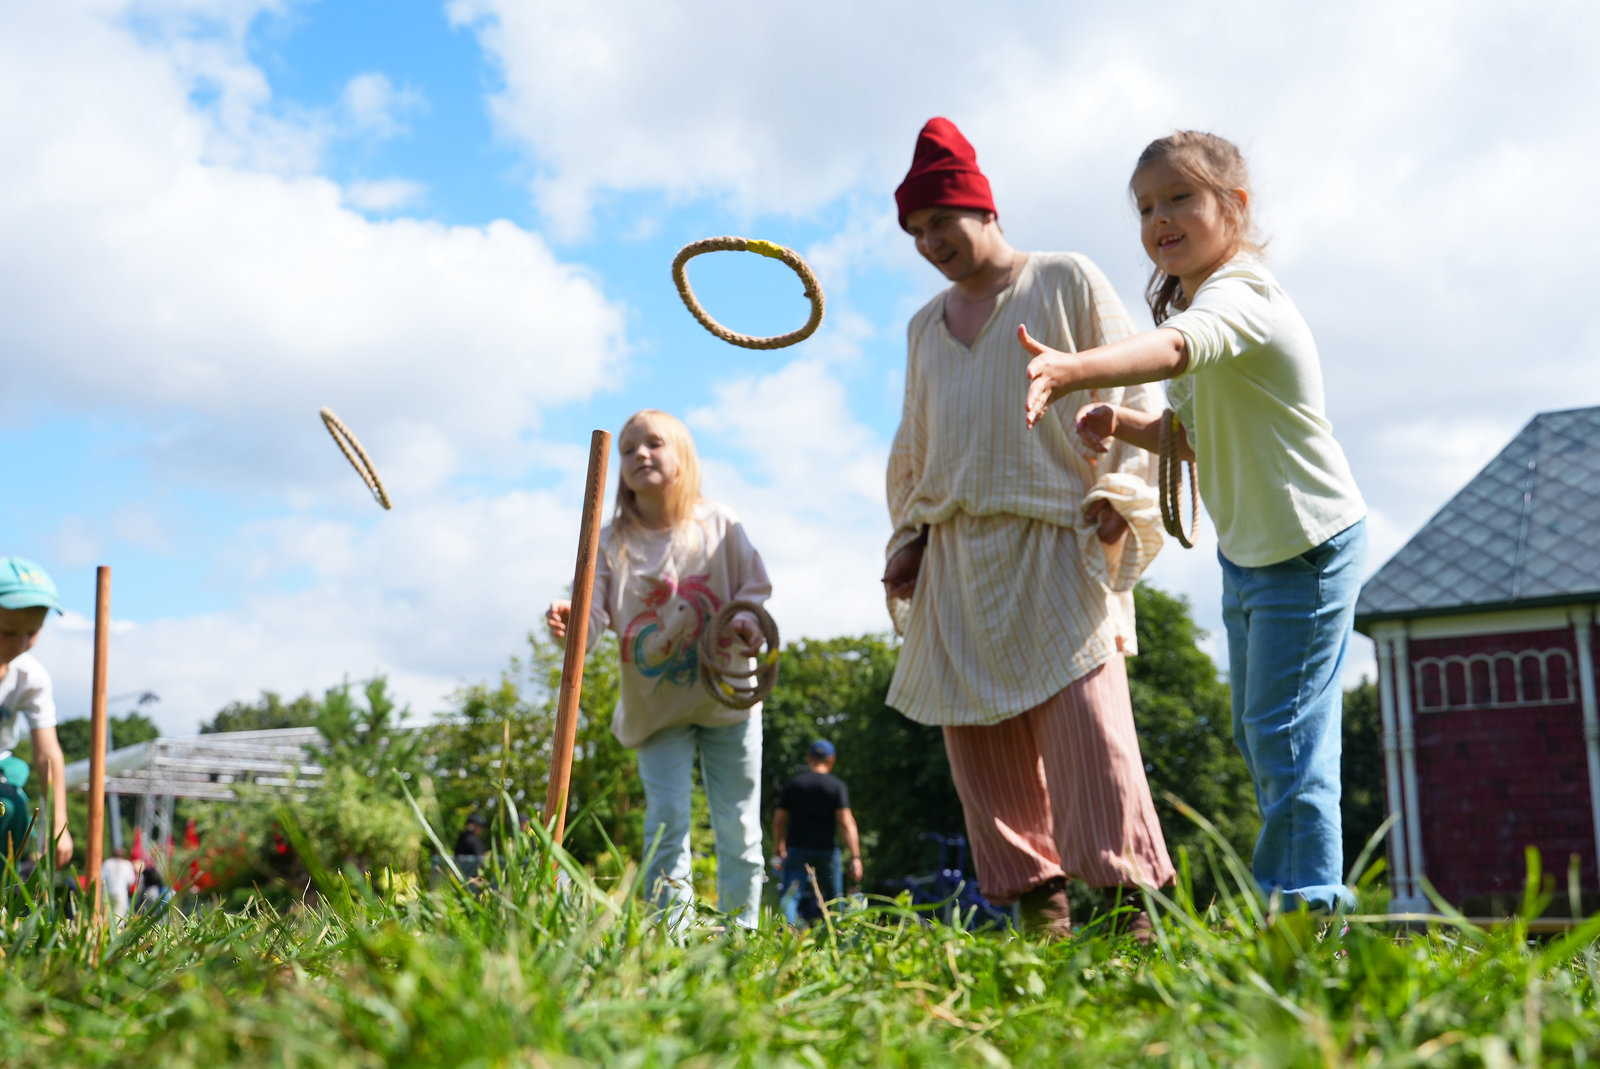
[620,573,722,691]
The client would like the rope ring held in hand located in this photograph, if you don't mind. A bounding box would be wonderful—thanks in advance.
[1159,409,1198,549]
[320,407,392,510]
[671,237,825,350]
[698,599,781,709]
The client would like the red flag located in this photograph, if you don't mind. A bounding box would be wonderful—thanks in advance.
[131,828,145,865]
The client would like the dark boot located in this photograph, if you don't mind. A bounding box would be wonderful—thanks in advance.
[1018,876,1072,938]
[1108,888,1155,944]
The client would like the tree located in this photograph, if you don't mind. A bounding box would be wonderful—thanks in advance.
[760,634,963,892]
[429,633,642,869]
[52,711,160,763]
[1126,583,1259,888]
[1341,677,1386,881]
[198,677,431,887]
[201,690,319,734]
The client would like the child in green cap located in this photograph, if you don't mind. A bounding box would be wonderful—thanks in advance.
[0,557,73,866]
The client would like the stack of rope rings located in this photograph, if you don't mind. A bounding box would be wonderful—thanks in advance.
[671,237,825,349]
[1158,408,1198,549]
[698,600,781,709]
[320,407,392,510]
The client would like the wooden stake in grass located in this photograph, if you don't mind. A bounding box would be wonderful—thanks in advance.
[85,565,111,924]
[543,430,611,845]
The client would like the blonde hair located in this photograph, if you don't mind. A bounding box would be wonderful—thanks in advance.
[1131,131,1262,324]
[612,409,703,545]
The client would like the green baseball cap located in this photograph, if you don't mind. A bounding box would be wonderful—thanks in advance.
[0,557,62,613]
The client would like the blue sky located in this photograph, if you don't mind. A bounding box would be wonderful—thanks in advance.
[5,0,1598,734]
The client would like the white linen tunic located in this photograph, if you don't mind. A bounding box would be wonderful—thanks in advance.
[885,252,1166,726]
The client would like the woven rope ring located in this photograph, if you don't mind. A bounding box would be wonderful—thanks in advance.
[697,599,781,709]
[1158,408,1198,549]
[320,407,392,510]
[672,237,825,350]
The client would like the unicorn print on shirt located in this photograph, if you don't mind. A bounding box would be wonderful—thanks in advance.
[621,572,721,690]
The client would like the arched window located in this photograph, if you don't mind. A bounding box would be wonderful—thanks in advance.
[1412,648,1575,712]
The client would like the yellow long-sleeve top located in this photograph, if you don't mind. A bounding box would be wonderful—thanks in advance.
[885,252,1166,726]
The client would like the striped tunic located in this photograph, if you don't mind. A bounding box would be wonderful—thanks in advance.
[885,252,1166,726]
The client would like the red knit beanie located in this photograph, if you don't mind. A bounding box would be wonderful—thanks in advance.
[894,117,996,230]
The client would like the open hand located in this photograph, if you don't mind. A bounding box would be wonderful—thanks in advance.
[1075,403,1117,453]
[1020,325,1081,428]
[545,599,572,640]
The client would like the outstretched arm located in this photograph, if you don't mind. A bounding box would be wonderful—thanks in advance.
[1022,325,1188,427]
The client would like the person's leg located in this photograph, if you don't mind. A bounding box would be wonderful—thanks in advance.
[778,852,806,925]
[827,847,843,902]
[782,847,830,924]
[1225,519,1367,912]
[1035,657,1175,891]
[633,723,698,919]
[941,717,1060,905]
[697,714,765,928]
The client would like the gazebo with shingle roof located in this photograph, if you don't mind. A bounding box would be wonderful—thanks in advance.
[1355,405,1600,913]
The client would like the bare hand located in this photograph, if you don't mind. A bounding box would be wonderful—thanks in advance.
[1020,324,1082,428]
[1075,403,1118,454]
[882,539,925,600]
[728,612,764,657]
[545,599,571,640]
[54,827,73,868]
[847,856,864,887]
[1084,499,1129,545]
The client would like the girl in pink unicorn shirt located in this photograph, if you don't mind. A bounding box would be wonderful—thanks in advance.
[547,409,771,928]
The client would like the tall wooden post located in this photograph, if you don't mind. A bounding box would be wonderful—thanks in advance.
[544,430,611,845]
[85,565,111,922]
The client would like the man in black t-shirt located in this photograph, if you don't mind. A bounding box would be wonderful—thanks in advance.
[772,740,863,924]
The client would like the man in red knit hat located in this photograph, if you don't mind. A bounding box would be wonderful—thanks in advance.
[882,118,1174,938]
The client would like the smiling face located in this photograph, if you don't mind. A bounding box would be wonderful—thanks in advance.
[0,605,48,667]
[1133,158,1244,299]
[904,206,1000,283]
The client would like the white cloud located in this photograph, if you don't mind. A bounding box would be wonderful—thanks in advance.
[0,2,628,502]
[688,357,894,639]
[343,178,426,213]
[340,71,424,139]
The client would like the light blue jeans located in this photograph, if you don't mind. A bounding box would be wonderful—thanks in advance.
[1220,518,1366,913]
[634,715,765,928]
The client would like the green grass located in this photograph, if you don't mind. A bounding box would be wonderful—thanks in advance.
[4,811,1599,1068]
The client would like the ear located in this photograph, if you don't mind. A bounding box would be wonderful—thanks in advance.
[1232,188,1249,211]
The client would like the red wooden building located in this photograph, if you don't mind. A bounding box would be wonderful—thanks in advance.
[1355,405,1600,913]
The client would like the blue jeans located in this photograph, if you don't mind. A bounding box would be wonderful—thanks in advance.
[780,847,842,925]
[1220,518,1366,913]
[634,715,764,928]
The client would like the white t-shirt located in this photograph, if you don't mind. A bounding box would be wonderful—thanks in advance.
[585,500,772,748]
[102,856,137,917]
[1163,257,1366,567]
[0,652,57,757]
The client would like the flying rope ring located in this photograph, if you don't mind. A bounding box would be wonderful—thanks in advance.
[1159,409,1198,549]
[672,236,825,349]
[698,600,781,709]
[320,407,392,510]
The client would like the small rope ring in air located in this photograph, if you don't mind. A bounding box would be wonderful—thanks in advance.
[672,236,825,350]
[320,407,392,510]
